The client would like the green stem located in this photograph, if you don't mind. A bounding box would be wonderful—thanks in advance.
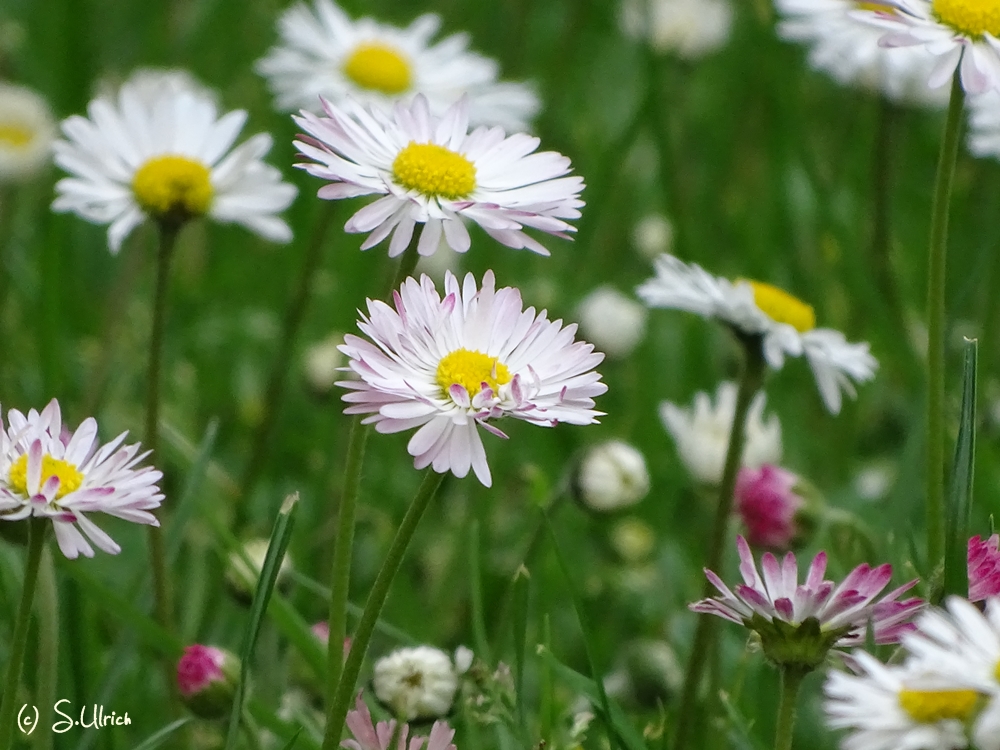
[326,416,369,703]
[238,204,338,516]
[33,548,58,750]
[389,243,420,293]
[145,221,180,705]
[926,73,965,570]
[671,338,767,750]
[773,668,808,750]
[320,470,446,750]
[0,518,47,748]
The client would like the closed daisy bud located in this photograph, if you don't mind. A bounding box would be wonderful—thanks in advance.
[619,0,733,59]
[373,646,458,720]
[0,82,55,182]
[969,535,1000,601]
[734,464,806,550]
[576,287,648,360]
[575,440,650,512]
[177,645,240,719]
[631,213,674,260]
[303,334,344,396]
[225,538,293,604]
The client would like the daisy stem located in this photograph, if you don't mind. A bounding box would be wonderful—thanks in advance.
[389,242,421,292]
[0,517,47,749]
[321,469,446,750]
[145,220,180,703]
[926,73,964,576]
[671,338,766,750]
[238,203,338,518]
[773,666,808,750]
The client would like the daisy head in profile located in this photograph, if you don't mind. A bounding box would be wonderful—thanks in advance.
[636,255,878,414]
[0,399,163,559]
[338,271,607,487]
[52,68,297,253]
[294,94,584,258]
[0,82,56,182]
[256,0,538,131]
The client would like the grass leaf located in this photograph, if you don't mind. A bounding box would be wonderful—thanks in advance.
[944,338,977,598]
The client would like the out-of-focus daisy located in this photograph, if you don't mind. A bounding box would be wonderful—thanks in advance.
[52,71,297,253]
[0,399,163,559]
[373,646,458,720]
[637,255,878,414]
[825,650,977,750]
[0,82,55,181]
[338,271,606,487]
[619,0,733,59]
[969,534,1000,601]
[576,440,650,512]
[303,333,345,396]
[660,381,782,486]
[256,0,538,132]
[344,692,457,750]
[858,0,1000,95]
[691,536,922,667]
[775,0,947,106]
[968,89,1000,157]
[294,94,584,258]
[734,464,805,550]
[632,213,674,260]
[576,287,648,360]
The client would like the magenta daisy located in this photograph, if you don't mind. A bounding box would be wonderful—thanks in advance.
[294,94,584,257]
[0,399,163,559]
[691,536,922,668]
[969,534,1000,601]
[343,693,457,750]
[338,271,607,487]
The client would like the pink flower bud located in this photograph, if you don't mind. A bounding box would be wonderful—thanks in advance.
[734,464,804,550]
[176,644,239,719]
[969,534,1000,601]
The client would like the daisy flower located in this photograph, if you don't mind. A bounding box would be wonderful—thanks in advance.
[734,464,805,550]
[0,399,163,559]
[619,0,734,60]
[0,82,56,181]
[969,534,1000,601]
[256,0,539,132]
[636,255,878,414]
[373,646,458,720]
[774,0,947,106]
[858,0,1000,94]
[691,536,922,668]
[825,650,977,750]
[338,271,607,487]
[294,94,584,258]
[344,693,457,750]
[52,70,297,253]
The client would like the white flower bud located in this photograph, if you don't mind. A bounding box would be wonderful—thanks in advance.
[304,333,344,395]
[620,0,733,59]
[631,214,674,260]
[576,287,648,360]
[373,646,458,720]
[577,440,651,512]
[0,83,55,181]
[225,538,293,602]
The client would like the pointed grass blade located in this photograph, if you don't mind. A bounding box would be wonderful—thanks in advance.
[944,338,977,598]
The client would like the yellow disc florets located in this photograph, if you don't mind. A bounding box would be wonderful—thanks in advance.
[392,143,477,200]
[0,123,34,149]
[8,453,84,500]
[132,155,214,219]
[898,688,979,723]
[746,280,816,333]
[436,349,512,398]
[343,43,413,95]
[933,0,1000,38]
[854,1,893,11]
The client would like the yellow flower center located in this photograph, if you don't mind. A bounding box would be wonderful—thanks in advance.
[0,123,33,149]
[436,349,512,398]
[342,43,413,95]
[8,453,84,500]
[131,155,213,219]
[933,0,1000,38]
[392,143,477,200]
[898,688,979,723]
[746,280,816,333]
[854,1,893,10]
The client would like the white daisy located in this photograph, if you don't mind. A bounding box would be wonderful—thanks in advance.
[373,646,458,721]
[295,94,584,257]
[967,89,1000,157]
[0,399,163,559]
[0,82,56,181]
[858,0,1000,94]
[775,0,948,106]
[636,255,878,414]
[52,71,297,253]
[660,381,782,486]
[256,0,539,132]
[825,650,976,750]
[619,0,733,60]
[338,271,607,487]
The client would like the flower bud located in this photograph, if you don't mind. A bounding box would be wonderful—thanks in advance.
[303,333,344,397]
[734,464,806,550]
[373,646,458,720]
[969,534,1000,601]
[225,538,293,605]
[576,287,648,360]
[576,440,651,512]
[177,645,240,719]
[0,82,55,182]
[631,214,674,260]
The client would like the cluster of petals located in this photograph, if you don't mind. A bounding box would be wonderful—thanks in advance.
[691,536,922,647]
[734,464,804,550]
[344,693,456,750]
[337,271,606,487]
[0,399,163,559]
[256,0,538,131]
[52,69,297,253]
[294,94,584,257]
[969,534,1000,601]
[636,254,878,414]
[858,0,1000,94]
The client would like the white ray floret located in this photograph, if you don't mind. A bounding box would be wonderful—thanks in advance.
[338,271,607,487]
[0,399,163,559]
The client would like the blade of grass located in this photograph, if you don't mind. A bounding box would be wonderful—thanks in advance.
[943,338,978,598]
[132,718,193,750]
[511,565,530,739]
[165,418,220,564]
[224,493,300,750]
[470,519,493,663]
[280,730,303,750]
